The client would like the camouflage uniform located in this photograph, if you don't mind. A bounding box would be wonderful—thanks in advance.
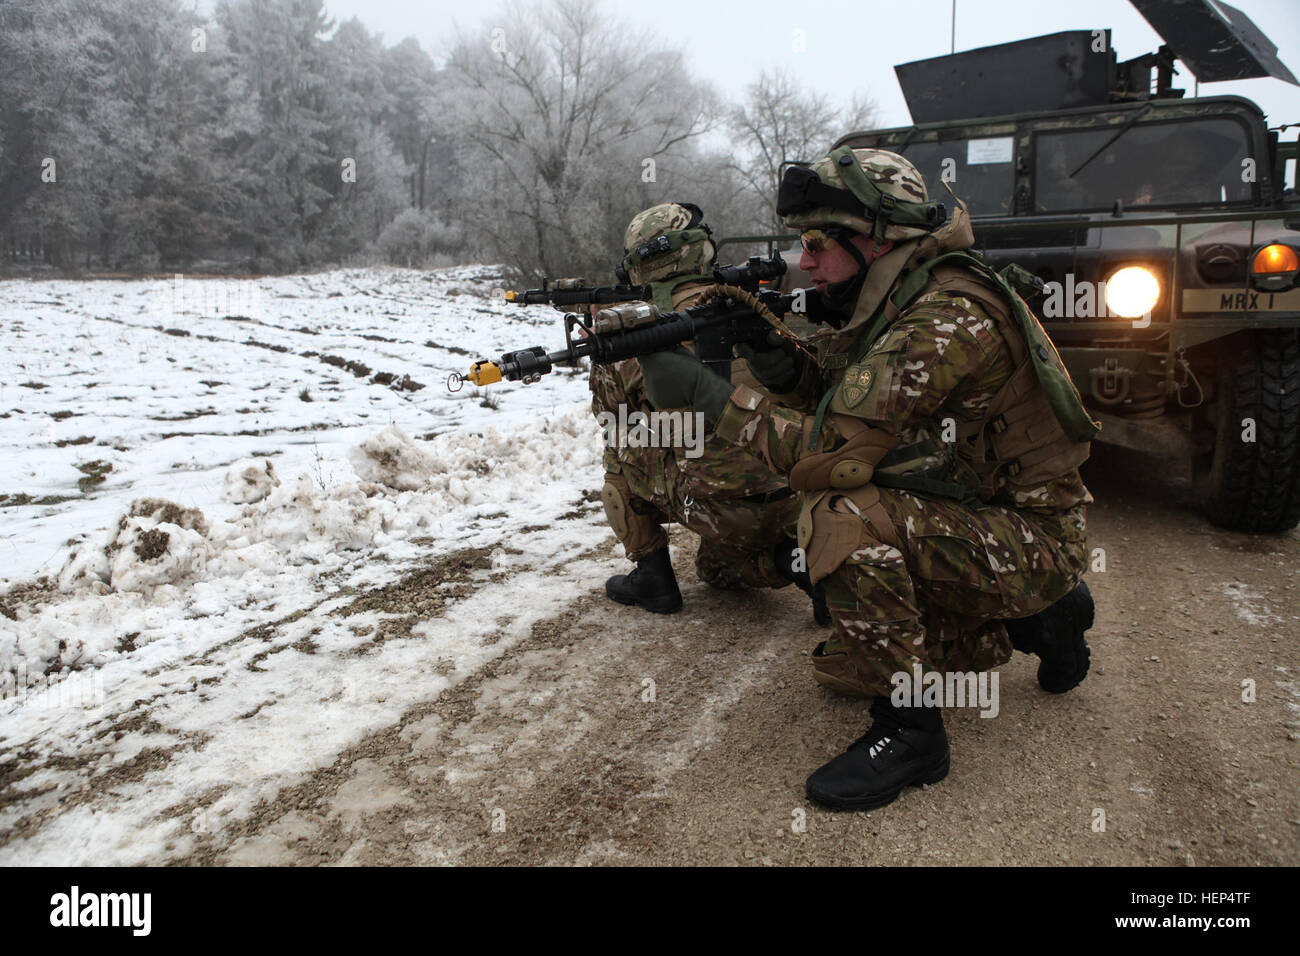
[715,150,1094,696]
[593,204,798,590]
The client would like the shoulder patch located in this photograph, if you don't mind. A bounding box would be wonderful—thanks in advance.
[837,365,874,408]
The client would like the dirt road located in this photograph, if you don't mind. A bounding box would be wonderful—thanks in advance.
[161,445,1298,866]
[3,444,1296,865]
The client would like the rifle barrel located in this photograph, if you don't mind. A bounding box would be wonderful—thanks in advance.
[470,289,812,387]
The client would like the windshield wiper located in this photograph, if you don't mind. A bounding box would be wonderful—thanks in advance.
[1068,103,1155,180]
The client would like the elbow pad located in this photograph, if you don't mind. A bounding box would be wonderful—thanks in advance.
[789,419,899,492]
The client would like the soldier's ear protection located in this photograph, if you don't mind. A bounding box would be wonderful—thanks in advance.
[777,148,948,243]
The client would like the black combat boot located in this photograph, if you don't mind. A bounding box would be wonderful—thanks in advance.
[605,547,683,614]
[1001,579,1095,694]
[805,696,950,811]
[773,539,832,626]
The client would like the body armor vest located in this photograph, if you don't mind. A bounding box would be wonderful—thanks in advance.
[818,252,1098,509]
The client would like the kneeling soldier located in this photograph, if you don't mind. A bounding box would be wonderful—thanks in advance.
[592,202,822,620]
[637,152,1097,810]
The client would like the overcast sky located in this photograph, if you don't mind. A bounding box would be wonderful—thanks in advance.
[201,0,1300,137]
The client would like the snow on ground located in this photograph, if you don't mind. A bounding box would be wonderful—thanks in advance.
[1,265,586,582]
[0,266,616,863]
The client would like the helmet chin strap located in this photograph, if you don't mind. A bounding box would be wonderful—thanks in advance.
[820,270,866,313]
[818,232,871,310]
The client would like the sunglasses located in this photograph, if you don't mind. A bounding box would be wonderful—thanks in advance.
[800,229,841,255]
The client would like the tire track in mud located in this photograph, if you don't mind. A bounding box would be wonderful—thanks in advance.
[192,531,815,865]
[23,307,474,453]
[77,312,433,398]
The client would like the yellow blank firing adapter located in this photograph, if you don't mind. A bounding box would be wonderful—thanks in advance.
[503,290,519,302]
[468,361,503,386]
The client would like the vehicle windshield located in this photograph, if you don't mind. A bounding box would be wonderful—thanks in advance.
[900,138,1016,217]
[1034,117,1254,212]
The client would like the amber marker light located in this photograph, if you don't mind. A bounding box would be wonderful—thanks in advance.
[1251,244,1299,291]
[1253,244,1299,274]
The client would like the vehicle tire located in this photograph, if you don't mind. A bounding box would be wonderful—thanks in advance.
[1204,330,1300,532]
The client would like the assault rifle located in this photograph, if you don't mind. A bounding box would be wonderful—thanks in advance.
[503,255,789,308]
[462,283,825,388]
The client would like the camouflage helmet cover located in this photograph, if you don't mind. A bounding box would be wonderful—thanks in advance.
[621,202,716,284]
[780,148,932,241]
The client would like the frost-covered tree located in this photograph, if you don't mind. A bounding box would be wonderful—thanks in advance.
[305,17,410,262]
[378,37,442,210]
[0,0,120,266]
[438,0,718,280]
[728,68,879,233]
[91,0,259,268]
[3,0,259,269]
[1,0,877,275]
[214,0,339,267]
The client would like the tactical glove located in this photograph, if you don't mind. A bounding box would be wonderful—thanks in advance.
[735,330,801,393]
[638,348,733,425]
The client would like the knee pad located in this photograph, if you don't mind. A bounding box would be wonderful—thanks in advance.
[601,476,663,556]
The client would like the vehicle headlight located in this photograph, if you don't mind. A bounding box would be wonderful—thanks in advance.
[1104,266,1161,320]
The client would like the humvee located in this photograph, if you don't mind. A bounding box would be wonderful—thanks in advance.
[731,0,1300,532]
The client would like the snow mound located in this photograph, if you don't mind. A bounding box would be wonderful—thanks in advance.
[227,475,399,552]
[417,413,598,507]
[58,498,211,594]
[223,458,280,503]
[109,518,209,592]
[349,425,439,491]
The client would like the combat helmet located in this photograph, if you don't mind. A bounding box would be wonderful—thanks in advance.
[777,147,948,243]
[618,202,716,285]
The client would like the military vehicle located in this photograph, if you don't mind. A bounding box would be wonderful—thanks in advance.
[732,0,1300,532]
